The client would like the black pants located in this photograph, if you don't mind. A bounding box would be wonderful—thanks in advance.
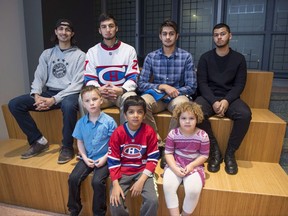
[195,96,252,154]
[68,160,109,216]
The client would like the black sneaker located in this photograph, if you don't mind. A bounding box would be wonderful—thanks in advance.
[21,142,49,159]
[58,146,74,164]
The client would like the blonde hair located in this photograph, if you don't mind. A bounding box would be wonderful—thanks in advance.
[172,102,204,124]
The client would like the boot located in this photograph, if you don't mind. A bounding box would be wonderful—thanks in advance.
[207,142,223,172]
[224,149,238,175]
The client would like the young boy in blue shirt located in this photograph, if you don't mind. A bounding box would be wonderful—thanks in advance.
[68,85,117,216]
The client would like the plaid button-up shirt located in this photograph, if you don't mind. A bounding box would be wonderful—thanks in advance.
[138,47,197,96]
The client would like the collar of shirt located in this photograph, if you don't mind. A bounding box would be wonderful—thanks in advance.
[84,112,105,124]
[159,47,179,58]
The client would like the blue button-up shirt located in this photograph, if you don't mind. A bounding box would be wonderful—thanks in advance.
[138,47,197,96]
[72,112,117,160]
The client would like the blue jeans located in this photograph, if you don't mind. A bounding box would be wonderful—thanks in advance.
[68,160,109,216]
[8,90,79,147]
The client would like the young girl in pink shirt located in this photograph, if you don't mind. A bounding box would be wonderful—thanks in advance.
[163,102,210,216]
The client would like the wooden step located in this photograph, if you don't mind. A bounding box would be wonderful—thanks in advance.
[155,159,288,216]
[240,70,273,109]
[0,139,142,216]
[2,105,286,163]
[1,139,287,216]
[211,109,286,162]
[138,108,286,162]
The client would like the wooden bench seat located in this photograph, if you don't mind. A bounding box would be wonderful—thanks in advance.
[1,70,287,215]
[0,139,287,216]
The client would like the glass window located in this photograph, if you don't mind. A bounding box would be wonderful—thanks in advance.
[179,0,215,67]
[226,0,266,32]
[270,35,288,72]
[274,0,288,31]
[179,36,211,68]
[270,0,288,75]
[142,0,172,55]
[107,0,137,47]
[230,35,263,69]
[180,0,215,33]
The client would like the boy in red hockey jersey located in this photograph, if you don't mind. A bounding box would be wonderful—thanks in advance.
[108,96,160,216]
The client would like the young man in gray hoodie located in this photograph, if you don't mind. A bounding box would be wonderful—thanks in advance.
[8,19,85,164]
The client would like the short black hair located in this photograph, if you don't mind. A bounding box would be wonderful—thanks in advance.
[213,23,231,33]
[98,13,118,27]
[159,19,178,34]
[124,96,147,114]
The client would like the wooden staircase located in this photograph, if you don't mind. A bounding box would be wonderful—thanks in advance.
[1,70,287,216]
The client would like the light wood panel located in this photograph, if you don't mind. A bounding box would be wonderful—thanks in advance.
[2,105,63,144]
[1,70,287,216]
[241,70,273,109]
[210,109,286,162]
[2,106,286,163]
[153,110,171,140]
[1,139,288,216]
[155,160,288,216]
[0,139,144,216]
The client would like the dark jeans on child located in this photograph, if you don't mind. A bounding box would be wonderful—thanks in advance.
[68,159,109,216]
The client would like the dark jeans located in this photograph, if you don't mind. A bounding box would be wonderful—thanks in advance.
[68,160,109,216]
[8,90,79,147]
[195,96,252,154]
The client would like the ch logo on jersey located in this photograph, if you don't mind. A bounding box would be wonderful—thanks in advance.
[97,65,127,85]
[122,144,142,159]
[52,59,68,78]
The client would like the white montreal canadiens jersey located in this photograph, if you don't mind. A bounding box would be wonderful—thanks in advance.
[84,41,139,90]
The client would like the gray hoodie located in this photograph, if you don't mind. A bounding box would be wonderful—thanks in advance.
[30,45,85,103]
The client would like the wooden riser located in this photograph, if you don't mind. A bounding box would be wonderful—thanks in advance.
[154,109,286,163]
[0,140,287,216]
[155,160,288,216]
[210,109,287,162]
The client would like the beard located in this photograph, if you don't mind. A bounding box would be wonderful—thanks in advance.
[215,38,230,48]
[103,35,116,41]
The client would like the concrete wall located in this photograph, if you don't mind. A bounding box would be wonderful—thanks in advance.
[0,0,43,140]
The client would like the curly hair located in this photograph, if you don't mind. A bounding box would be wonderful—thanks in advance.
[172,102,204,124]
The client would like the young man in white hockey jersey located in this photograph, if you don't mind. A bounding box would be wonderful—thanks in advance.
[83,13,140,124]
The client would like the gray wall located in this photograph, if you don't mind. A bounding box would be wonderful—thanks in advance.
[0,0,43,140]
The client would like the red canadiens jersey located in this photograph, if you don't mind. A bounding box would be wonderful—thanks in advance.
[108,123,159,181]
